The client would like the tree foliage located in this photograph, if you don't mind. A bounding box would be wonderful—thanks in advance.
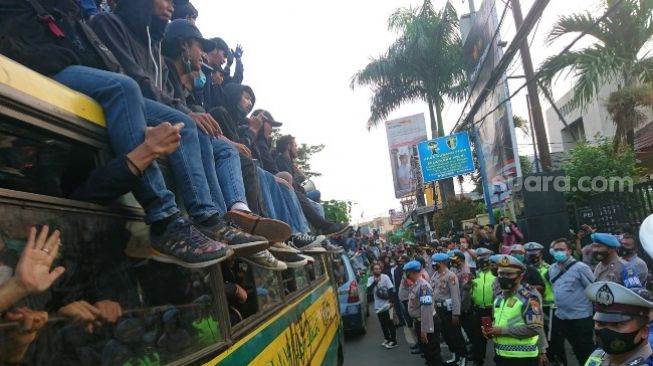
[431,197,485,236]
[323,200,352,223]
[537,0,653,148]
[561,136,647,206]
[350,0,467,136]
[295,143,325,179]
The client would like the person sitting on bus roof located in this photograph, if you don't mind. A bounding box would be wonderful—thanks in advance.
[159,20,293,270]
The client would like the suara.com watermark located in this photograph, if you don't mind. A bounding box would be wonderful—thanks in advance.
[494,175,635,193]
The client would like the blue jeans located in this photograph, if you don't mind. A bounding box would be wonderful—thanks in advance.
[53,66,222,223]
[209,138,247,209]
[256,168,310,234]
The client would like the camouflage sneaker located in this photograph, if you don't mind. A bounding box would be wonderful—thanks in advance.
[243,250,288,271]
[289,234,325,251]
[198,221,269,257]
[150,217,233,269]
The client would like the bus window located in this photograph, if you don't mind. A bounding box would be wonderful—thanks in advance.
[0,117,97,197]
[0,205,226,366]
[281,267,309,296]
[306,254,325,282]
[330,255,347,287]
[252,266,282,311]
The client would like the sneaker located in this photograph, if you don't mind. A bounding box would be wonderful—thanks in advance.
[381,340,390,347]
[198,221,269,257]
[300,254,315,264]
[301,245,327,254]
[319,222,350,237]
[289,234,325,251]
[150,217,233,269]
[270,251,308,268]
[322,239,344,253]
[242,250,287,271]
[384,341,398,349]
[268,242,301,254]
[224,210,291,242]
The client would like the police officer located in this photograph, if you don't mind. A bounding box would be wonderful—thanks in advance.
[525,241,564,365]
[405,260,443,366]
[584,281,653,366]
[592,233,630,285]
[483,255,548,366]
[431,253,466,366]
[450,249,473,360]
[470,247,495,366]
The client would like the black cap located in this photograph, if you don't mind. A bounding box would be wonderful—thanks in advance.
[165,19,214,52]
[252,109,283,127]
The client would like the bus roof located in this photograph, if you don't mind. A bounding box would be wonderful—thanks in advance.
[0,55,106,127]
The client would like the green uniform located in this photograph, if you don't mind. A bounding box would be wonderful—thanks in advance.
[535,263,554,306]
[584,343,653,366]
[471,270,496,308]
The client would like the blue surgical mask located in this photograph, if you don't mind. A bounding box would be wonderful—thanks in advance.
[552,251,569,263]
[513,254,524,263]
[193,71,207,89]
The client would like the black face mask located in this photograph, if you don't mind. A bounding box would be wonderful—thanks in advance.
[595,327,644,355]
[498,277,517,290]
[593,250,609,262]
[618,247,634,257]
[491,268,498,276]
[526,254,540,264]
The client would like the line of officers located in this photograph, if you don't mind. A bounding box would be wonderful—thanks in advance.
[403,245,653,366]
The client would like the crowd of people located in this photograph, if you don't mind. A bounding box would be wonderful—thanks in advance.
[0,0,354,363]
[352,220,653,366]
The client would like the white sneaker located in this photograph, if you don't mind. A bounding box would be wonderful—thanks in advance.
[381,340,390,347]
[384,341,398,349]
[243,250,288,271]
[269,242,301,254]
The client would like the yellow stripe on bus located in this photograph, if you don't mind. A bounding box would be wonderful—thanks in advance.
[0,55,106,127]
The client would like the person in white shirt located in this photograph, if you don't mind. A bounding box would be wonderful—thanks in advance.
[368,263,398,349]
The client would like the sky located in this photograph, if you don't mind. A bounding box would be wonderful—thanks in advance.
[195,0,603,223]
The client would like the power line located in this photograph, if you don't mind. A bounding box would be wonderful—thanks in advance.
[464,0,626,129]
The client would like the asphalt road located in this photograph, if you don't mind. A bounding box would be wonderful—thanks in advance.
[343,312,583,366]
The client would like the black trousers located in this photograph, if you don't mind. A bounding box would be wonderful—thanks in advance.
[544,306,567,365]
[495,355,538,366]
[460,309,475,354]
[415,317,443,366]
[471,307,493,363]
[239,155,266,216]
[401,300,413,328]
[437,308,466,356]
[377,309,396,343]
[554,315,595,366]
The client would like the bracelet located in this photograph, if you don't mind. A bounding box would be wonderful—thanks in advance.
[125,155,143,176]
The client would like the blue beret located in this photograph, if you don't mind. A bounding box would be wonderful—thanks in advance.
[403,260,421,272]
[448,249,464,258]
[592,233,621,248]
[432,253,450,262]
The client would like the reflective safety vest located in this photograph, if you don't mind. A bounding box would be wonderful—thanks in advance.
[584,348,653,366]
[493,289,539,358]
[537,263,555,305]
[471,270,495,308]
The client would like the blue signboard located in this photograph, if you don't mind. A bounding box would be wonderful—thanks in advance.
[417,131,475,183]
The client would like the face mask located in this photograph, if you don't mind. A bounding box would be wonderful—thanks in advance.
[513,254,525,263]
[390,262,396,267]
[477,259,489,268]
[193,71,207,89]
[498,277,517,290]
[593,250,609,262]
[595,327,644,355]
[552,251,569,263]
[618,247,634,257]
[526,254,540,264]
[491,268,498,276]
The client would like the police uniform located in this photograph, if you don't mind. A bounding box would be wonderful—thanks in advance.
[492,255,547,366]
[584,281,653,366]
[431,253,466,363]
[525,241,564,365]
[451,250,473,360]
[592,233,631,285]
[470,248,496,365]
[405,260,443,366]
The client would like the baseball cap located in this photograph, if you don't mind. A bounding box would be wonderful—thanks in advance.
[252,109,283,127]
[165,19,215,52]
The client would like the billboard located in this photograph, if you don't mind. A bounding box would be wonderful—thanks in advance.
[385,113,428,199]
[463,0,521,204]
[417,132,475,183]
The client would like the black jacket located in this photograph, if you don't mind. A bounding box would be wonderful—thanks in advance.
[90,0,187,112]
[256,134,278,174]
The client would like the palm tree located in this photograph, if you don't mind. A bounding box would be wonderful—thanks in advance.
[537,0,653,148]
[350,0,467,137]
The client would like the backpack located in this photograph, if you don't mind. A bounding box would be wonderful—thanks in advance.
[0,0,121,76]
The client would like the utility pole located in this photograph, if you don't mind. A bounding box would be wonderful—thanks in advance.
[512,0,552,171]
